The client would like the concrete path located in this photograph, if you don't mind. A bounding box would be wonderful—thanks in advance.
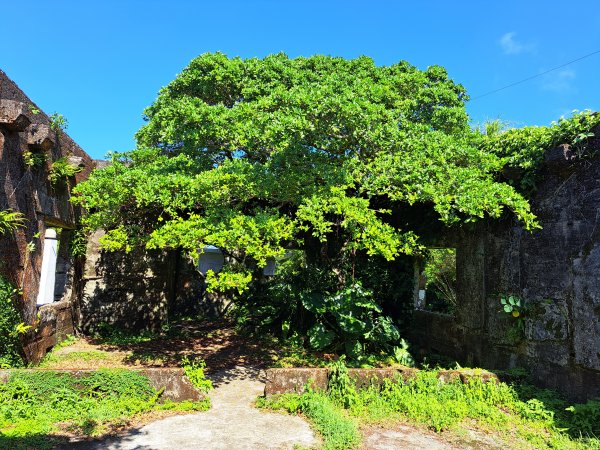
[62,366,318,450]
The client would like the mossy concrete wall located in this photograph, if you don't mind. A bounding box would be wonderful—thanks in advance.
[0,69,94,362]
[0,368,204,402]
[80,230,220,333]
[264,367,498,396]
[411,128,600,401]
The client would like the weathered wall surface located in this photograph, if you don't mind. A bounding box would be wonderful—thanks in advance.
[412,128,600,401]
[80,225,225,332]
[0,69,93,361]
[80,230,176,333]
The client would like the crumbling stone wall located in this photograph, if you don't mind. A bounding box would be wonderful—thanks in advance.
[0,69,93,361]
[80,230,212,332]
[412,127,600,401]
[80,230,176,333]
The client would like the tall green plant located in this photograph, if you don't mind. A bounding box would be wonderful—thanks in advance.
[0,276,25,368]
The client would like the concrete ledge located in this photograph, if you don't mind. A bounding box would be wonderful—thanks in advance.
[0,368,204,402]
[26,123,55,150]
[0,99,31,131]
[264,367,498,396]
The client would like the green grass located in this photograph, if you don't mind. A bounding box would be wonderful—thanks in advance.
[38,350,111,367]
[260,366,600,450]
[92,325,161,345]
[258,392,360,450]
[0,368,210,450]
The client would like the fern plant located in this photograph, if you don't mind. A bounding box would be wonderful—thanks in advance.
[48,157,82,185]
[0,209,26,235]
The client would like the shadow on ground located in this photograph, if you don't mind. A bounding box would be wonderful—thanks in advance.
[95,319,279,375]
[0,433,66,450]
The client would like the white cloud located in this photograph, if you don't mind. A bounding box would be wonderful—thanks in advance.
[542,69,576,93]
[499,32,535,55]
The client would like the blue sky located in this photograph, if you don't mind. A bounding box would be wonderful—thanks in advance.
[2,1,599,159]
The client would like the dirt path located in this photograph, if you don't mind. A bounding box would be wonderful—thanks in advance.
[60,366,318,450]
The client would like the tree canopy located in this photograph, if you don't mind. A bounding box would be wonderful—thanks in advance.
[73,52,599,294]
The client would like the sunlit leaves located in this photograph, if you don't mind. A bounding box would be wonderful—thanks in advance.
[72,54,600,294]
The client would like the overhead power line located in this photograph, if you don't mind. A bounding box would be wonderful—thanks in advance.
[471,49,600,101]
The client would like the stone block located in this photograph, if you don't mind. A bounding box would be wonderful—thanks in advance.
[0,99,30,131]
[264,368,329,395]
[0,368,204,402]
[349,367,418,389]
[67,155,86,168]
[26,123,55,150]
[264,367,496,396]
[544,144,576,166]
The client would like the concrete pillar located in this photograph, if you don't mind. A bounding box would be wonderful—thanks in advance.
[36,228,58,306]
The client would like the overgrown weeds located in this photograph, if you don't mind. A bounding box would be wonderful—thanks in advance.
[181,356,213,394]
[260,361,600,449]
[0,369,210,450]
[257,392,360,450]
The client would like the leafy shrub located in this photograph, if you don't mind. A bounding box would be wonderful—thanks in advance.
[235,252,410,364]
[0,276,25,368]
[48,112,68,131]
[23,150,47,168]
[565,398,600,436]
[327,357,358,408]
[304,282,402,359]
[181,356,213,393]
[479,110,600,192]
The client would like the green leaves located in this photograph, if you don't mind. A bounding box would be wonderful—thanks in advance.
[72,54,600,296]
[308,323,336,350]
[500,295,523,316]
[48,157,82,185]
[0,276,25,368]
[0,210,26,236]
[305,283,401,357]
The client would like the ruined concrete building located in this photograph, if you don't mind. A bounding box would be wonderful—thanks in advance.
[412,128,600,400]
[2,68,599,401]
[0,69,93,361]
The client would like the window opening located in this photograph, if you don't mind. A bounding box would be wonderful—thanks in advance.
[36,227,73,306]
[414,248,457,315]
[36,228,58,306]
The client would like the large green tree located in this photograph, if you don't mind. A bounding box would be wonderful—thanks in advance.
[74,53,543,291]
[74,53,600,357]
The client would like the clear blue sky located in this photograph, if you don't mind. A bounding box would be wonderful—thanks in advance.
[2,1,599,159]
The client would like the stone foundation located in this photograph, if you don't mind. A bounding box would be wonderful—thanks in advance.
[0,368,204,402]
[264,367,498,396]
